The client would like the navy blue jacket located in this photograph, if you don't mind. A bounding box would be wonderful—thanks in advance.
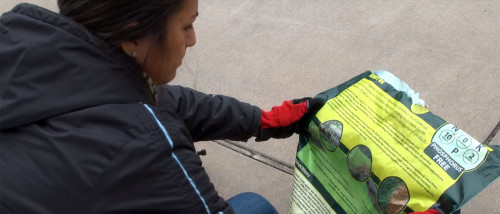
[0,4,261,213]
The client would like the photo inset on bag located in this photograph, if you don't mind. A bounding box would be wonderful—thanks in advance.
[307,121,326,152]
[319,120,343,152]
[377,176,410,214]
[347,145,372,182]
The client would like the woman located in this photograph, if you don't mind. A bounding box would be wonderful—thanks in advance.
[0,0,320,213]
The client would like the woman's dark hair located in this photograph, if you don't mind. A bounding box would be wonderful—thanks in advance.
[58,0,183,47]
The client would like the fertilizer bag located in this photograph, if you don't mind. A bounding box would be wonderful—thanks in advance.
[289,71,500,214]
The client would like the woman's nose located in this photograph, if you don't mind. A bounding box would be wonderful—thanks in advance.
[186,30,196,47]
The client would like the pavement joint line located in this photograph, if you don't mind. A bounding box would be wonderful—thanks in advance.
[212,140,295,175]
[484,120,500,145]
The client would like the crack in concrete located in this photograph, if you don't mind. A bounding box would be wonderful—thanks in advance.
[213,140,294,175]
[484,120,500,145]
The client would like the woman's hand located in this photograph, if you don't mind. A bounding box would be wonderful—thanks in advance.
[255,97,323,141]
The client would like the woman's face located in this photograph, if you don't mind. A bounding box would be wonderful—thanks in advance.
[130,0,198,85]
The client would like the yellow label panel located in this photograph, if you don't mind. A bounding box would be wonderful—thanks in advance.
[314,78,455,211]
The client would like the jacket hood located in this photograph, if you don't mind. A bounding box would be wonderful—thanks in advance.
[0,4,154,129]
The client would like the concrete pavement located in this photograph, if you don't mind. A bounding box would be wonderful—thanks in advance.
[184,1,500,212]
[2,0,499,213]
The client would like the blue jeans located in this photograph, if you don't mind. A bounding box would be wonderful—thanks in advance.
[227,192,279,214]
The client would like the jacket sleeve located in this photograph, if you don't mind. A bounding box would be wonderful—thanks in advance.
[155,85,261,142]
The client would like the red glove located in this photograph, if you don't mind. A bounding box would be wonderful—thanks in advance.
[255,97,323,141]
[260,100,308,129]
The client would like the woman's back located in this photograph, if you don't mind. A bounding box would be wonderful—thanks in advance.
[0,4,227,213]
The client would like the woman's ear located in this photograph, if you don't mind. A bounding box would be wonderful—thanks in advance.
[120,21,140,57]
[120,41,138,58]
